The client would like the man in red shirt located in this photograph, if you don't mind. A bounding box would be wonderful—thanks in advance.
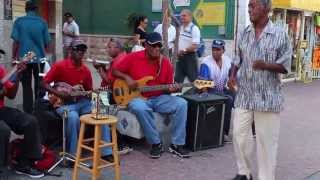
[0,50,44,178]
[42,40,113,162]
[113,32,190,159]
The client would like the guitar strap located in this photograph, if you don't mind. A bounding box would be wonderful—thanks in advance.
[156,55,163,78]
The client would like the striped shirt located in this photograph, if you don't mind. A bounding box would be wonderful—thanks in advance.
[234,20,292,112]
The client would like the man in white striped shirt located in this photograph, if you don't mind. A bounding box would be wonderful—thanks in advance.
[228,0,292,180]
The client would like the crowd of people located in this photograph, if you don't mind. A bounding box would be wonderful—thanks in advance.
[0,0,292,180]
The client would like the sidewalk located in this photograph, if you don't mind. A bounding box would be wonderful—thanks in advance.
[5,80,320,180]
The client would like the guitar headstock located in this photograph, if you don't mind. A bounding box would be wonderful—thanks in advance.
[193,80,215,89]
[22,51,36,63]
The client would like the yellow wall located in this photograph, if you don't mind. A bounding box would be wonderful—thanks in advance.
[273,0,320,12]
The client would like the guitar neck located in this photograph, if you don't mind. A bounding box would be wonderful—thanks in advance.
[139,82,193,92]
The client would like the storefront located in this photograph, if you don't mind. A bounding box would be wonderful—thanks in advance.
[272,0,320,81]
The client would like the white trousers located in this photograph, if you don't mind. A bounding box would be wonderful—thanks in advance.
[232,108,280,180]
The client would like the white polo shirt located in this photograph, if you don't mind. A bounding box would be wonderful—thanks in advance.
[63,20,80,47]
[178,22,201,51]
[154,24,176,49]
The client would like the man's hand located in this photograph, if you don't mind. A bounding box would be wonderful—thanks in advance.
[178,50,186,56]
[253,60,268,71]
[227,77,238,92]
[168,84,181,93]
[125,77,138,90]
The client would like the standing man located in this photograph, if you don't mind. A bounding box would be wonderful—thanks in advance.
[199,40,234,142]
[228,0,292,180]
[42,40,113,162]
[0,50,44,178]
[113,32,190,159]
[63,12,80,58]
[174,9,200,83]
[11,1,51,114]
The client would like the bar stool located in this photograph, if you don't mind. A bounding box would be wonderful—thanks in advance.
[72,114,120,180]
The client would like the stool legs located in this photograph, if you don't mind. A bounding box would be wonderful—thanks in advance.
[92,125,102,180]
[111,124,121,180]
[73,123,86,180]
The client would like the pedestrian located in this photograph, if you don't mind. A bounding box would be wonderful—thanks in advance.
[133,15,148,47]
[228,0,292,180]
[11,1,51,114]
[63,12,80,58]
[174,9,200,83]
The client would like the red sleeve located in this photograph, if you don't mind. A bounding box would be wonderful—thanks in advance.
[83,68,93,91]
[43,63,59,83]
[0,66,14,90]
[113,53,133,74]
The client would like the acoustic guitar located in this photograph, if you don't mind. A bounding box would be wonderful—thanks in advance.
[48,82,109,108]
[113,76,214,106]
[0,52,36,95]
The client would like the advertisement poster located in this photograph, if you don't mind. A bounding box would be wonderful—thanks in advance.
[312,47,320,70]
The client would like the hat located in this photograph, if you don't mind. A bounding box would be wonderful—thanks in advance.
[0,49,5,55]
[71,39,87,51]
[25,1,38,11]
[212,40,225,49]
[146,32,162,45]
[64,12,73,18]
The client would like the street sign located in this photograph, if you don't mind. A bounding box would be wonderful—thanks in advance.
[193,0,225,28]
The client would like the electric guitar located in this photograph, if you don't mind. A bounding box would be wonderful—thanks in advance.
[113,76,214,106]
[0,52,36,95]
[48,82,109,108]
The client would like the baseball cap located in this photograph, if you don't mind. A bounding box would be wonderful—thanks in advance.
[146,32,162,45]
[212,40,225,49]
[71,39,88,51]
[64,12,73,18]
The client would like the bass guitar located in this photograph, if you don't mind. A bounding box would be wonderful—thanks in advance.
[113,76,214,106]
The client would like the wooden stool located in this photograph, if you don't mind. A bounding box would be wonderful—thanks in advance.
[72,114,120,180]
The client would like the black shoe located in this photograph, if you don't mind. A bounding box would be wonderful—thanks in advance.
[15,165,44,178]
[232,174,252,180]
[149,143,164,159]
[118,144,133,155]
[102,155,114,163]
[168,144,191,158]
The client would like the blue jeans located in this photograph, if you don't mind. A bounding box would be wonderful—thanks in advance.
[56,98,112,156]
[128,95,188,145]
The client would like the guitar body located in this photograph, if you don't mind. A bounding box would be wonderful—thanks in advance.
[113,76,153,106]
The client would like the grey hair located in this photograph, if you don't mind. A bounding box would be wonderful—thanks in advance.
[259,0,272,9]
[109,38,124,50]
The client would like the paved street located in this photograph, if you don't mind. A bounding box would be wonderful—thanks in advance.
[5,80,320,180]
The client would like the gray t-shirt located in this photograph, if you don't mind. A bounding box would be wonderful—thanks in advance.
[63,20,80,47]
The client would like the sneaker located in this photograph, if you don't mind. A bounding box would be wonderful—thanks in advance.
[232,174,253,180]
[149,143,164,159]
[118,145,133,155]
[168,144,191,158]
[224,135,232,144]
[15,165,44,178]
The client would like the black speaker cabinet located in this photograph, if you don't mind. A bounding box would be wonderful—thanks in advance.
[182,94,227,151]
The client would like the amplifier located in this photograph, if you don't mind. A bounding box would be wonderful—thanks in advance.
[182,94,227,151]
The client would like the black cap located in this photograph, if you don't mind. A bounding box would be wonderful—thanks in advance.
[71,39,88,51]
[146,32,162,45]
[0,49,5,55]
[212,39,225,49]
[64,12,73,18]
[25,1,38,11]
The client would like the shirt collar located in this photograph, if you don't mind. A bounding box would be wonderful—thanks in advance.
[246,19,275,35]
[26,11,36,16]
[66,58,85,70]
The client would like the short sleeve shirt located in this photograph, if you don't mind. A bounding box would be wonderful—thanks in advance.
[63,20,80,47]
[44,59,93,91]
[234,20,292,112]
[11,11,51,62]
[178,22,200,51]
[114,50,173,98]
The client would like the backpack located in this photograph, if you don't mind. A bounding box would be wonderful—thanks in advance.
[190,24,206,58]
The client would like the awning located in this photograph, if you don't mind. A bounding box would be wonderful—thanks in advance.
[272,0,320,12]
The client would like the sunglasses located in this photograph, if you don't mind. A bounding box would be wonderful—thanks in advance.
[149,43,162,48]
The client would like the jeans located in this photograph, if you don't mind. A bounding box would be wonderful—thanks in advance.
[128,95,188,145]
[208,88,235,136]
[0,107,42,167]
[56,98,112,156]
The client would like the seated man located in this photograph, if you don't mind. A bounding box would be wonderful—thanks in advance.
[113,32,190,159]
[0,50,44,178]
[199,39,235,142]
[42,40,113,161]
